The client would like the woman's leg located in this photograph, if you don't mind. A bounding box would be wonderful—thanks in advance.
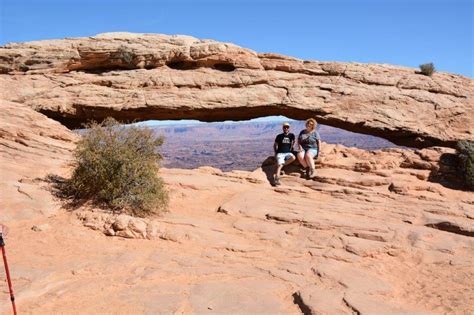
[305,150,316,177]
[297,151,308,168]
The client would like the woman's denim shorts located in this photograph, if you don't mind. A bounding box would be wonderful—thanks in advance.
[302,148,318,156]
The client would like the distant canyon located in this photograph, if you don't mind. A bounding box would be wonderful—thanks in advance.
[152,120,399,171]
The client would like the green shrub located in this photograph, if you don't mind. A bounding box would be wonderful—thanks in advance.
[115,45,135,65]
[70,118,168,216]
[18,63,29,72]
[419,63,435,76]
[456,140,474,190]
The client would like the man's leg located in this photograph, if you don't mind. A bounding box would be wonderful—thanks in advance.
[274,154,295,185]
[274,154,284,185]
[284,154,296,166]
[274,163,283,185]
[280,153,296,175]
[275,163,284,177]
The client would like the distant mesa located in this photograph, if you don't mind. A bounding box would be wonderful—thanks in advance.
[0,32,472,148]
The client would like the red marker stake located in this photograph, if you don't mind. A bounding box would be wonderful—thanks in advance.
[0,233,17,315]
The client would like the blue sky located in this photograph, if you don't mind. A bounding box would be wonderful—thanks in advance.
[0,0,472,77]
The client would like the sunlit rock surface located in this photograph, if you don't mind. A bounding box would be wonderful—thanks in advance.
[0,33,473,314]
[1,32,472,147]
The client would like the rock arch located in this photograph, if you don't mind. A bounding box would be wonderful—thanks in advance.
[0,32,472,148]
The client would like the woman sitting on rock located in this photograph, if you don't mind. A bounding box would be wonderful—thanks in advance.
[297,118,321,179]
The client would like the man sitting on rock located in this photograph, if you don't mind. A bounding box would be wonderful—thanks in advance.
[273,122,296,186]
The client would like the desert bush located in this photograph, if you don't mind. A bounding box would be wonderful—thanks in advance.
[18,63,29,72]
[115,45,135,65]
[456,140,474,190]
[70,118,168,216]
[419,63,435,76]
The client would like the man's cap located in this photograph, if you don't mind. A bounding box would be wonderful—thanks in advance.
[282,122,290,127]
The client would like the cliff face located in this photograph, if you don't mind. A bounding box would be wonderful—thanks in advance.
[1,32,472,147]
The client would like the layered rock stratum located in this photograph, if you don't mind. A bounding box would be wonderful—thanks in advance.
[0,33,473,314]
[0,32,473,147]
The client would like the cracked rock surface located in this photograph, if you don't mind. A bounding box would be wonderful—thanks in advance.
[1,103,473,314]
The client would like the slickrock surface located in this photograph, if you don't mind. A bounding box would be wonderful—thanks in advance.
[1,33,473,314]
[0,101,77,221]
[1,32,473,147]
[1,102,473,313]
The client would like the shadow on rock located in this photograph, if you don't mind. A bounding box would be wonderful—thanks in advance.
[428,153,467,191]
[260,156,306,185]
[44,174,89,211]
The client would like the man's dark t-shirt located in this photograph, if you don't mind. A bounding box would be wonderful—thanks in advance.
[275,133,295,153]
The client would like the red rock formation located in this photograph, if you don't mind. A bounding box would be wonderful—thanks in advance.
[1,33,473,314]
[0,101,76,221]
[1,32,472,147]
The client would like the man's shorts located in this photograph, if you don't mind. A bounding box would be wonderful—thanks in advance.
[276,152,295,165]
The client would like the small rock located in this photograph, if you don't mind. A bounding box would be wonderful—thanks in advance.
[354,162,372,172]
[129,218,147,233]
[146,222,161,239]
[401,157,433,170]
[216,206,228,214]
[416,173,429,180]
[112,215,130,231]
[104,228,115,236]
[31,224,51,232]
[116,229,136,239]
[388,182,408,194]
[159,232,179,242]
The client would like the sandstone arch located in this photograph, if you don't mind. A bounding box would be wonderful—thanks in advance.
[0,32,472,148]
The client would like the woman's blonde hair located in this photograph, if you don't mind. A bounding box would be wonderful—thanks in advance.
[305,118,317,131]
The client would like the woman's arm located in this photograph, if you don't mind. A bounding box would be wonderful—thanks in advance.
[315,131,321,156]
[297,132,303,151]
[297,138,303,152]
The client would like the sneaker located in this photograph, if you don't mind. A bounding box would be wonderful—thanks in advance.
[274,176,281,186]
[305,167,310,178]
[309,169,316,179]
